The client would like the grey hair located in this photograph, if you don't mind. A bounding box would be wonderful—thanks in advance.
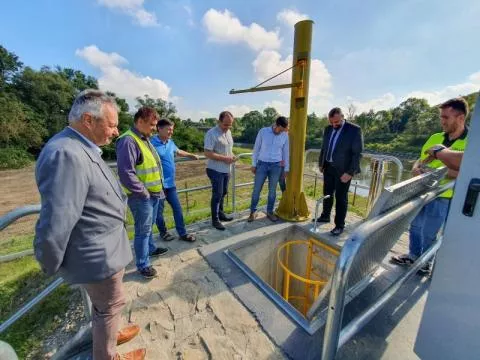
[68,89,119,124]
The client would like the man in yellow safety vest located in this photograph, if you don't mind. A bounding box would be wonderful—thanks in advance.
[391,97,469,275]
[116,107,168,279]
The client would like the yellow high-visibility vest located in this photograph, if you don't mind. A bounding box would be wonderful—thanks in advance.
[420,132,467,199]
[118,129,163,194]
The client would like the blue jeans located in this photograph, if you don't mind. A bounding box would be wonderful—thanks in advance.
[250,160,282,214]
[409,198,450,258]
[206,168,230,221]
[128,196,160,270]
[156,187,187,237]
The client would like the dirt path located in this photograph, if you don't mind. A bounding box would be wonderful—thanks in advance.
[0,165,40,242]
[0,160,252,242]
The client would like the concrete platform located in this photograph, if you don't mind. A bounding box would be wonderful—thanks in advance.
[63,206,427,360]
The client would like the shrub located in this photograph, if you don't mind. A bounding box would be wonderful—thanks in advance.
[0,148,33,170]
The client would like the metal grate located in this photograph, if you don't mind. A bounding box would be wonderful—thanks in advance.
[367,167,447,219]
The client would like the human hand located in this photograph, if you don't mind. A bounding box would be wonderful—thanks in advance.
[225,156,236,164]
[423,144,446,165]
[412,165,424,176]
[190,154,200,160]
[251,166,256,174]
[340,173,352,183]
[282,171,288,179]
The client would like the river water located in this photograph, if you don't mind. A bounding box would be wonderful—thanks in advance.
[304,152,417,197]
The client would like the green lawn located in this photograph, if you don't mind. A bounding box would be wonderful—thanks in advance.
[0,256,76,359]
[0,235,33,256]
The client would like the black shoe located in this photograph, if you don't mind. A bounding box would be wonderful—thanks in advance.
[219,213,233,222]
[390,254,415,266]
[150,247,169,258]
[212,220,225,231]
[139,266,157,279]
[312,215,330,223]
[160,232,175,242]
[330,227,344,236]
[417,263,432,276]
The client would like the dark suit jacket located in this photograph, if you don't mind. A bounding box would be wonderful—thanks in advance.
[319,121,364,176]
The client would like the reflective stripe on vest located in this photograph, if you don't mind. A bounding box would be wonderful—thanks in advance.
[420,132,467,199]
[118,130,163,194]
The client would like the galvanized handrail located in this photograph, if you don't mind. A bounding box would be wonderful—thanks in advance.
[231,152,253,215]
[304,149,404,184]
[0,205,41,231]
[311,195,331,233]
[320,181,454,359]
[0,149,390,337]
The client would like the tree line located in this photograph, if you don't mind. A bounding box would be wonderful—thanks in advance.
[0,44,477,169]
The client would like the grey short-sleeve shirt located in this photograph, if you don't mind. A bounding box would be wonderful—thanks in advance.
[204,126,234,173]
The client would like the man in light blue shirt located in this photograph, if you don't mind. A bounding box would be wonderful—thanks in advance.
[151,118,198,242]
[248,116,289,222]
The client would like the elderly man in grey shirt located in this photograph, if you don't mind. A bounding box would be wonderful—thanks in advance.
[204,111,237,230]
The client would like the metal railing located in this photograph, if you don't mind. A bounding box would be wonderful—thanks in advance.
[0,152,266,334]
[318,180,453,359]
[304,149,403,213]
[0,149,403,338]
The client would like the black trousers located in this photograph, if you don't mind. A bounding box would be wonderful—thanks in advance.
[322,163,351,228]
[206,168,229,221]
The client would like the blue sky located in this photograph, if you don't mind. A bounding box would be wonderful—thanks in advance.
[2,0,479,120]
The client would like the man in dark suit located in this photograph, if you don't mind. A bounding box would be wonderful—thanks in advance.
[316,107,363,236]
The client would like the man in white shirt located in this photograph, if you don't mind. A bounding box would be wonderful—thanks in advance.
[248,116,289,222]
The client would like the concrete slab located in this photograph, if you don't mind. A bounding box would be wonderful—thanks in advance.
[61,206,422,360]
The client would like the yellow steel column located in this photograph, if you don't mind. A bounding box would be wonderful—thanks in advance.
[276,20,313,221]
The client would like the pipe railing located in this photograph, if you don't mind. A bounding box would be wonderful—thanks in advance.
[0,149,402,337]
[311,195,331,233]
[304,149,403,213]
[321,181,454,359]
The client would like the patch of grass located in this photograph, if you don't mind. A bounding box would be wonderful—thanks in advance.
[232,147,252,165]
[0,148,34,170]
[304,180,368,218]
[0,256,76,359]
[0,235,33,256]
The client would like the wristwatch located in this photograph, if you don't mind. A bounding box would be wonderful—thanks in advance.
[432,145,446,159]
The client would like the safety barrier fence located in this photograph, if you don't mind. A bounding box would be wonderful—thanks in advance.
[0,151,401,338]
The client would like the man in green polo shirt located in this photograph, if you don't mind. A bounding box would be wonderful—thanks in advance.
[391,97,469,275]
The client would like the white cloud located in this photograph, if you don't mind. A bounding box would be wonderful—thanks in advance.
[253,50,332,98]
[97,0,159,27]
[76,45,171,107]
[75,46,127,69]
[225,104,252,117]
[405,71,480,105]
[345,71,480,113]
[264,100,289,116]
[346,93,396,113]
[252,50,333,115]
[202,9,281,51]
[277,9,309,28]
[183,5,195,27]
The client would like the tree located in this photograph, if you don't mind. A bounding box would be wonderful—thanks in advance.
[237,110,264,143]
[136,95,177,118]
[263,107,279,126]
[0,45,23,90]
[306,112,327,147]
[13,66,76,141]
[56,67,98,91]
[346,103,357,122]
